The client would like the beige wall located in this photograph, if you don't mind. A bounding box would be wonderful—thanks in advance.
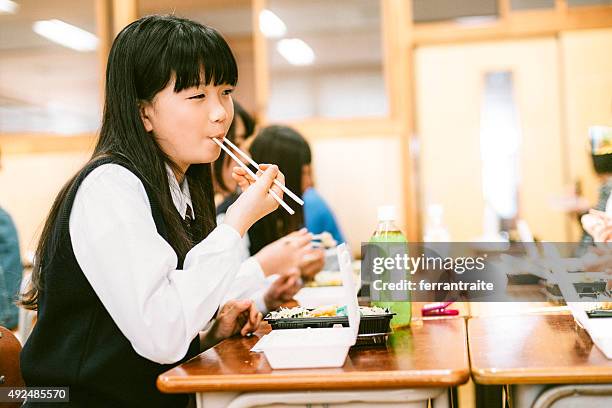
[416,38,568,241]
[0,151,90,257]
[561,28,612,240]
[309,136,405,252]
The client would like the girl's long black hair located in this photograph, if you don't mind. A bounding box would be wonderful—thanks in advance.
[21,15,238,310]
[247,125,311,254]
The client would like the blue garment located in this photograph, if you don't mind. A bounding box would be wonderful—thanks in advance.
[0,206,22,329]
[303,187,345,244]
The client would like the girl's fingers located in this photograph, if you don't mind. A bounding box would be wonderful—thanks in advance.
[287,228,309,238]
[270,183,284,199]
[249,302,260,326]
[269,274,290,297]
[256,166,282,197]
[281,276,297,292]
[240,303,262,336]
[250,312,263,334]
[589,209,607,218]
[231,166,255,189]
[257,164,286,198]
[232,166,254,181]
[291,232,314,249]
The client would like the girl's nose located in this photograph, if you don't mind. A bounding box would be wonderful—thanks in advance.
[210,100,228,123]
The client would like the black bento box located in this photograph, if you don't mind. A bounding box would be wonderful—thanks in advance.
[264,309,396,346]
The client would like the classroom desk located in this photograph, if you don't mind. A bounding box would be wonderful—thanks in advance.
[158,318,470,408]
[468,313,612,407]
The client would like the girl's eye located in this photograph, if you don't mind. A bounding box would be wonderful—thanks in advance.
[222,88,235,96]
[188,94,206,100]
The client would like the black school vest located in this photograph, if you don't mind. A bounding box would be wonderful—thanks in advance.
[21,157,204,408]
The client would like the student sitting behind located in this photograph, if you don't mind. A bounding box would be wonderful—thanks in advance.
[0,146,23,330]
[248,125,347,280]
[213,102,309,313]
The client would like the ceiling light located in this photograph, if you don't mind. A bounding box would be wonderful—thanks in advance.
[0,0,19,14]
[32,19,98,52]
[276,38,315,66]
[259,9,286,39]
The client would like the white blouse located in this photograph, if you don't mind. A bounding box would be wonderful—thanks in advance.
[69,163,252,364]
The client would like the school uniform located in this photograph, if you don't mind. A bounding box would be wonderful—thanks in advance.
[21,156,245,407]
[215,196,271,314]
[303,187,345,244]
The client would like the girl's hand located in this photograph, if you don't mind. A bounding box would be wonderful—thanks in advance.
[224,164,285,236]
[263,269,303,312]
[582,210,612,242]
[255,228,313,277]
[201,300,262,350]
[299,247,326,281]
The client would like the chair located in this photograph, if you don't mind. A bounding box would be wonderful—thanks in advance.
[0,325,25,408]
[532,384,612,408]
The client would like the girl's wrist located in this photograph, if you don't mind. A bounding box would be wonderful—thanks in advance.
[199,329,220,351]
[223,206,251,237]
[254,252,274,277]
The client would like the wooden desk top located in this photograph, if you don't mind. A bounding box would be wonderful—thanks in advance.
[469,314,612,385]
[158,318,470,393]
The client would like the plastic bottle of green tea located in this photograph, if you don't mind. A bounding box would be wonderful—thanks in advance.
[369,205,412,328]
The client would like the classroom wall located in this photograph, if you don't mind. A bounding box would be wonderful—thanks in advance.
[0,151,90,257]
[561,28,612,240]
[310,135,405,252]
[416,37,568,241]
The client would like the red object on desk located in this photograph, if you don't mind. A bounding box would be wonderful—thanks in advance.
[422,302,459,317]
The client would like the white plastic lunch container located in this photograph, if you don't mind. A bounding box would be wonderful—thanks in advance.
[257,243,360,369]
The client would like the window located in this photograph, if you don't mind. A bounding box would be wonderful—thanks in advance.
[479,72,521,227]
[264,0,388,121]
[567,0,612,6]
[511,0,555,11]
[413,0,498,23]
[0,0,100,134]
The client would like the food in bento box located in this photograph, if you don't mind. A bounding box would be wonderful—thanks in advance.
[601,302,612,310]
[266,305,388,319]
[312,232,337,249]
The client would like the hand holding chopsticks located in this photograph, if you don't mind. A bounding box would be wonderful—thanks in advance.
[221,137,304,206]
[214,137,303,215]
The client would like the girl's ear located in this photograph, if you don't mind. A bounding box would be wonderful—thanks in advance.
[139,101,154,132]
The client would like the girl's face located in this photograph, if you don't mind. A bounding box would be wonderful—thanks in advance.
[140,76,234,172]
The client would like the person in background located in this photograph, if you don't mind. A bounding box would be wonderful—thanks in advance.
[212,102,308,313]
[576,129,612,251]
[576,128,612,289]
[581,209,612,290]
[249,125,345,279]
[303,172,346,245]
[0,146,23,330]
[577,129,612,289]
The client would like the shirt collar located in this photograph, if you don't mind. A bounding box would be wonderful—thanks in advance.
[165,163,194,220]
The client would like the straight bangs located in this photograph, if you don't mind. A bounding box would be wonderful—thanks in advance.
[165,21,238,92]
